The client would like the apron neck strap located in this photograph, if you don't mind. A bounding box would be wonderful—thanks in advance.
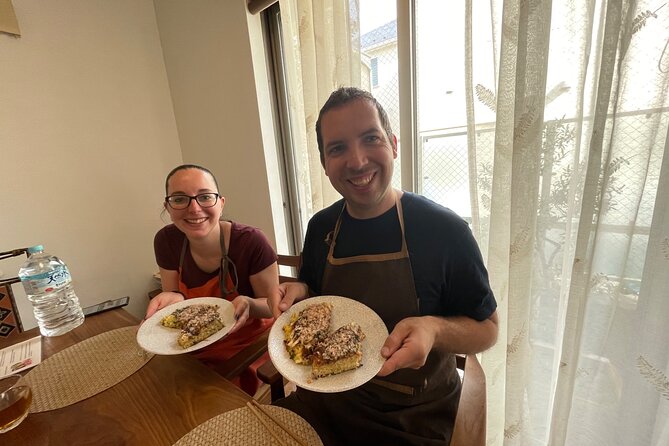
[178,222,238,296]
[328,190,408,259]
[178,236,189,267]
[218,223,236,296]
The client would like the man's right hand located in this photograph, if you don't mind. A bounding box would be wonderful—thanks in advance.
[144,291,185,321]
[268,281,309,319]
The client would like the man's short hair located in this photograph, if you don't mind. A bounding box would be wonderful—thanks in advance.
[315,87,395,165]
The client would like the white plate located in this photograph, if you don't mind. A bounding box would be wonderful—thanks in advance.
[136,297,235,355]
[268,295,389,393]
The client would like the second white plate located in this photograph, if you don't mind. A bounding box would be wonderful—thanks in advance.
[137,297,235,355]
[268,295,388,393]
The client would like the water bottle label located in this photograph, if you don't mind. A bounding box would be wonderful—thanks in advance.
[22,267,72,294]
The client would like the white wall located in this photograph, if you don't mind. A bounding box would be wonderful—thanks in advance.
[0,0,183,325]
[153,0,278,247]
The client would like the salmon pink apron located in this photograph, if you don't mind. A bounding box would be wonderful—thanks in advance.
[177,225,272,395]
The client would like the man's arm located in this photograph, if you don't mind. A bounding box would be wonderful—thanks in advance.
[429,311,498,352]
[268,281,310,319]
[377,310,498,376]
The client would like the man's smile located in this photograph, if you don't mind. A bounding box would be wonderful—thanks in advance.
[348,172,376,187]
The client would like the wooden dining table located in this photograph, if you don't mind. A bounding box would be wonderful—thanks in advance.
[0,308,251,445]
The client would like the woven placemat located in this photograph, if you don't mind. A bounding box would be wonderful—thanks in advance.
[173,405,323,446]
[22,326,154,412]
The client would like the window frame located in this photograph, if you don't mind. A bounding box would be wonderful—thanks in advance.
[264,3,304,254]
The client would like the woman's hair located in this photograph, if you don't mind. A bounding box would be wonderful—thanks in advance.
[164,164,220,195]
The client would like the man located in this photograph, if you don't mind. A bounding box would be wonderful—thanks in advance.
[270,87,498,445]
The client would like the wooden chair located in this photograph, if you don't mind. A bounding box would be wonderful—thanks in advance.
[144,285,269,383]
[205,254,302,393]
[277,254,301,283]
[258,251,487,439]
[259,351,486,445]
[212,329,271,382]
[0,248,29,339]
[246,253,301,400]
[144,254,303,395]
[450,354,487,446]
[148,254,302,298]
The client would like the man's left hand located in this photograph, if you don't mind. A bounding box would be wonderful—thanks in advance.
[376,312,499,376]
[377,316,436,376]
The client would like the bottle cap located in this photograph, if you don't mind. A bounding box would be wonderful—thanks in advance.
[27,245,44,254]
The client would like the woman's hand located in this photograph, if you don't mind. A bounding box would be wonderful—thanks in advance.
[144,291,185,321]
[228,295,252,334]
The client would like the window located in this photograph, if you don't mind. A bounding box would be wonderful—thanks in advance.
[370,57,379,87]
[268,0,664,273]
[263,3,303,254]
[359,3,401,190]
[264,1,669,443]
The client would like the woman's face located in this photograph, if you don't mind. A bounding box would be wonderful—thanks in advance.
[165,168,224,240]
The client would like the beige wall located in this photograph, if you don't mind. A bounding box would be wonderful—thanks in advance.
[0,0,278,328]
[153,0,279,247]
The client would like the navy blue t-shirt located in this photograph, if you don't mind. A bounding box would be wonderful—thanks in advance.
[299,192,496,321]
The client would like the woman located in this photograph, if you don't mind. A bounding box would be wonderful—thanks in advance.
[145,164,277,395]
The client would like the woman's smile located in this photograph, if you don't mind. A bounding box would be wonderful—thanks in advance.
[184,217,208,224]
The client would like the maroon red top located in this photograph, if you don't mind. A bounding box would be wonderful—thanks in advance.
[154,221,277,296]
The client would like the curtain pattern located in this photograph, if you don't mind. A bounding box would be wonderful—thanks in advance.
[279,0,668,444]
[477,0,669,444]
[278,0,360,231]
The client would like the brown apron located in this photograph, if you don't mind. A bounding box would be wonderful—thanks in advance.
[277,195,461,445]
[177,223,272,395]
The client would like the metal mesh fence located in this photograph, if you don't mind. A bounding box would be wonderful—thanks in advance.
[358,8,666,294]
[361,19,401,188]
[420,132,471,217]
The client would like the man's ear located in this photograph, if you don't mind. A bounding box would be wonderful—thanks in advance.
[322,158,330,177]
[392,134,398,159]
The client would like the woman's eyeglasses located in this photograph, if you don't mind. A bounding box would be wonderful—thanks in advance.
[165,193,219,210]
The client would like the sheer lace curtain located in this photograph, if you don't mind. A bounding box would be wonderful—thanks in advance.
[278,0,361,228]
[475,0,669,444]
[279,0,669,444]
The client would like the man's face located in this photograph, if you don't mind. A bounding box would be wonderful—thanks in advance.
[320,99,397,219]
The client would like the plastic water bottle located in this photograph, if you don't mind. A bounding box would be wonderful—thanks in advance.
[18,245,84,336]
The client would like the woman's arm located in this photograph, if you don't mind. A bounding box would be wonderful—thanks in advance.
[245,262,278,319]
[228,262,277,332]
[144,268,184,320]
[159,268,180,291]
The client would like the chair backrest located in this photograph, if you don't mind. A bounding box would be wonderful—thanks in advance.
[278,254,301,283]
[214,253,302,387]
[0,248,29,338]
[450,354,487,446]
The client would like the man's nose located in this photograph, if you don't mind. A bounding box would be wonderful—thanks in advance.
[346,144,367,169]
